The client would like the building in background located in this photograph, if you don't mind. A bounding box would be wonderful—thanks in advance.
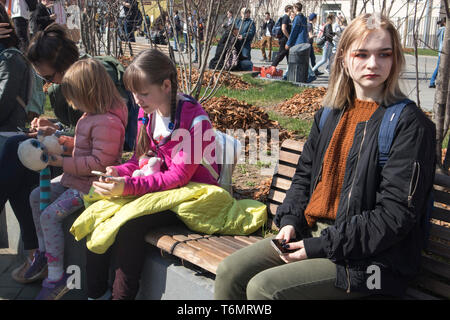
[247,0,444,49]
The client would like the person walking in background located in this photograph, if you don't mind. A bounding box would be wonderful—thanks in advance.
[307,12,317,69]
[5,0,33,51]
[271,4,292,68]
[285,2,316,83]
[260,11,274,62]
[312,13,335,74]
[235,7,255,61]
[31,0,56,33]
[173,10,181,51]
[429,17,446,88]
[329,15,347,75]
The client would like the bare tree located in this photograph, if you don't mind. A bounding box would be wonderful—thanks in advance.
[434,0,450,171]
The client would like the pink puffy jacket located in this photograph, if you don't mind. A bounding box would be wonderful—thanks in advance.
[115,95,219,196]
[61,100,128,194]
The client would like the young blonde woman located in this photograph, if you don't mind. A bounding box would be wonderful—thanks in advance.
[214,13,436,300]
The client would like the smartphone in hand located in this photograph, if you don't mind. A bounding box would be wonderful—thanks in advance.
[271,239,296,255]
[91,170,111,178]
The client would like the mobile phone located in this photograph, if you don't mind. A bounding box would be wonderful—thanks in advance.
[270,239,295,255]
[91,170,110,177]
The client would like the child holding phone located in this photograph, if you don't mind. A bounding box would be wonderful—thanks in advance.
[26,58,128,300]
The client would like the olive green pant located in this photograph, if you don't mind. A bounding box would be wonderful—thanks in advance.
[214,222,369,300]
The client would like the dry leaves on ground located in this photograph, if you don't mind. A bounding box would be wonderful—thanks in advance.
[275,87,327,118]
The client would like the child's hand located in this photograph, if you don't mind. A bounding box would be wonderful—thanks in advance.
[92,177,125,197]
[48,155,63,167]
[105,166,119,177]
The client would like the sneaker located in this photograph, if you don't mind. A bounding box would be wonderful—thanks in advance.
[429,84,436,88]
[36,273,70,300]
[315,70,324,76]
[15,250,48,283]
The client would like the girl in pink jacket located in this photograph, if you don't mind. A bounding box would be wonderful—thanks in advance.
[27,58,128,300]
[87,49,219,300]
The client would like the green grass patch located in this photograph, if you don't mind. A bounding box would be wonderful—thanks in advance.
[404,48,439,56]
[211,74,303,106]
[268,111,313,138]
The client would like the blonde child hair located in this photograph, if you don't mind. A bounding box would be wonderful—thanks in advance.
[60,58,124,114]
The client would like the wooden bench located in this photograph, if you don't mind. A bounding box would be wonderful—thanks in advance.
[119,41,174,61]
[145,139,450,299]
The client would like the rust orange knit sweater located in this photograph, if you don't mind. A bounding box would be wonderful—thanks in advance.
[304,99,379,227]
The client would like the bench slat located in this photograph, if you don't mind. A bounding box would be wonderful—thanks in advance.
[404,287,441,300]
[218,236,251,249]
[281,139,304,153]
[268,189,286,204]
[234,236,261,245]
[431,206,450,223]
[191,236,237,256]
[426,240,450,260]
[274,164,296,180]
[433,189,450,205]
[415,275,450,299]
[278,150,301,166]
[421,255,450,280]
[271,176,293,191]
[172,234,229,259]
[268,202,279,217]
[429,223,450,242]
[207,237,243,252]
[145,231,222,274]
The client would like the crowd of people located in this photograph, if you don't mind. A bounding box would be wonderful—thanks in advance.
[0,0,440,303]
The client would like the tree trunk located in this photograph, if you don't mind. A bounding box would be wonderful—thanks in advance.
[438,1,450,170]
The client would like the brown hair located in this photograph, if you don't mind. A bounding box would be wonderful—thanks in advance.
[27,23,79,74]
[322,13,407,109]
[123,49,178,159]
[293,2,302,12]
[284,5,293,13]
[60,58,124,114]
[0,4,19,49]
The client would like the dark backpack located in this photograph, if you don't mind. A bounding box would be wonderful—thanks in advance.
[271,17,283,38]
[319,99,433,249]
[25,0,37,11]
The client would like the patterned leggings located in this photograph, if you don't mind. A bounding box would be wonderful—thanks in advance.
[30,175,84,271]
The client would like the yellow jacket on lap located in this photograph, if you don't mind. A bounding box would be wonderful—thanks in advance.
[70,182,267,254]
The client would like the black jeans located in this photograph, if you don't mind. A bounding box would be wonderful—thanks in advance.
[86,211,181,300]
[271,38,289,67]
[0,134,39,250]
[12,17,29,52]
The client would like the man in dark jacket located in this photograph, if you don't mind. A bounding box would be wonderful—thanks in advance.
[30,0,56,34]
[271,4,292,67]
[260,11,274,62]
[235,7,255,60]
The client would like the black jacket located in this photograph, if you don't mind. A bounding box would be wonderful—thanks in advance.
[261,18,275,37]
[274,101,436,296]
[30,3,53,33]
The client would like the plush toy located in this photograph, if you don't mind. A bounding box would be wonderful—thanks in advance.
[17,131,66,211]
[132,153,162,177]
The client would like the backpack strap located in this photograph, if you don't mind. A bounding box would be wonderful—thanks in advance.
[378,99,413,167]
[318,107,332,131]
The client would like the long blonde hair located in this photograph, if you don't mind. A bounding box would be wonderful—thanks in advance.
[61,58,124,114]
[322,13,407,109]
